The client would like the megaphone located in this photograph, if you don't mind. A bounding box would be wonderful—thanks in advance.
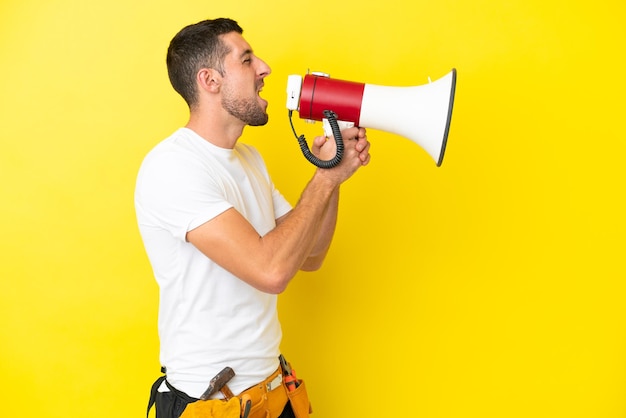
[286,69,457,167]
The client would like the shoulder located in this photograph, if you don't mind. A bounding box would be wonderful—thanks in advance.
[141,129,196,164]
[139,129,216,178]
[234,142,268,170]
[136,130,217,202]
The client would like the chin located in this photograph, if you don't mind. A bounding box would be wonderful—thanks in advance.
[247,113,269,127]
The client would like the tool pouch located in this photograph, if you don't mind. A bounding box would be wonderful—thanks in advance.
[286,379,312,418]
[179,398,240,418]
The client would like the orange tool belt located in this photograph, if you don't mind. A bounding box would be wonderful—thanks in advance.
[236,367,288,418]
[180,365,312,418]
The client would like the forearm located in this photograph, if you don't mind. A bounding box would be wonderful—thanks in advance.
[262,171,338,286]
[299,186,339,271]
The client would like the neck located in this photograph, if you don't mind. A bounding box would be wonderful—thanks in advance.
[185,107,245,149]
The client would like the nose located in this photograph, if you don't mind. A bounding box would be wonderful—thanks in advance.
[257,57,271,77]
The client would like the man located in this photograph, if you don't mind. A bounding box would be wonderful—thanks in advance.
[136,18,370,418]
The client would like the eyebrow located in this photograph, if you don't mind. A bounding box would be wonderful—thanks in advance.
[239,49,253,59]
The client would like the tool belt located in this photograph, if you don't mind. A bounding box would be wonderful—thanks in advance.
[148,361,311,418]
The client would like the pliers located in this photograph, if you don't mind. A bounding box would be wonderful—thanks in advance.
[240,394,252,418]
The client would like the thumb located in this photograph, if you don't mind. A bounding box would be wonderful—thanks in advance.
[311,135,327,153]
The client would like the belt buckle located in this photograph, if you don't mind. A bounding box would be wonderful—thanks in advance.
[266,373,282,392]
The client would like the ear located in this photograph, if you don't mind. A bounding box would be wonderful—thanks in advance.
[197,68,221,94]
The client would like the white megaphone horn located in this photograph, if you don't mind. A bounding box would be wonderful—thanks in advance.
[286,69,457,168]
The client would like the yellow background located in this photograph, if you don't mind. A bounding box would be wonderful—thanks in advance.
[1,0,624,417]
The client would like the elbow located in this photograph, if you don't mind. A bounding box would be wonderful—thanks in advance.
[251,251,326,294]
[257,268,293,294]
[299,253,325,272]
[264,259,322,293]
[299,259,323,272]
[264,280,289,295]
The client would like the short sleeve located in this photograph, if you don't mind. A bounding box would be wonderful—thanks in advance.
[135,149,232,242]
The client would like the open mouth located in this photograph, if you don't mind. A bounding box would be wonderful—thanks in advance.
[256,83,267,104]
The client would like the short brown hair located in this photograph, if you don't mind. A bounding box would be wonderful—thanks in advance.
[166,18,243,108]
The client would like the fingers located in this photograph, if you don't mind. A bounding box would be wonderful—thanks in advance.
[315,127,370,170]
[357,139,371,166]
[339,126,362,141]
[349,128,370,166]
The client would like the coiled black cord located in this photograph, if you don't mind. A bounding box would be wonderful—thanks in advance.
[289,109,344,168]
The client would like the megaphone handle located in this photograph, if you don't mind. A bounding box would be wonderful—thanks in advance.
[293,110,344,169]
[322,119,355,137]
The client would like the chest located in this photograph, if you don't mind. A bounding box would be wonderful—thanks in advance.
[213,155,276,236]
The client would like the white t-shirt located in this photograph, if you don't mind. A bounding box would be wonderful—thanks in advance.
[135,128,292,398]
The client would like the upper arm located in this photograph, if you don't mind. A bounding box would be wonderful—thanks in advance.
[186,208,287,293]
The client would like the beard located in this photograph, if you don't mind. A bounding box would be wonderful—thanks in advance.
[221,83,269,126]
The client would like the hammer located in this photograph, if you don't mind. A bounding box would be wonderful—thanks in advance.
[199,366,236,400]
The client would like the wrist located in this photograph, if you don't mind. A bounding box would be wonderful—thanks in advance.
[312,167,342,190]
